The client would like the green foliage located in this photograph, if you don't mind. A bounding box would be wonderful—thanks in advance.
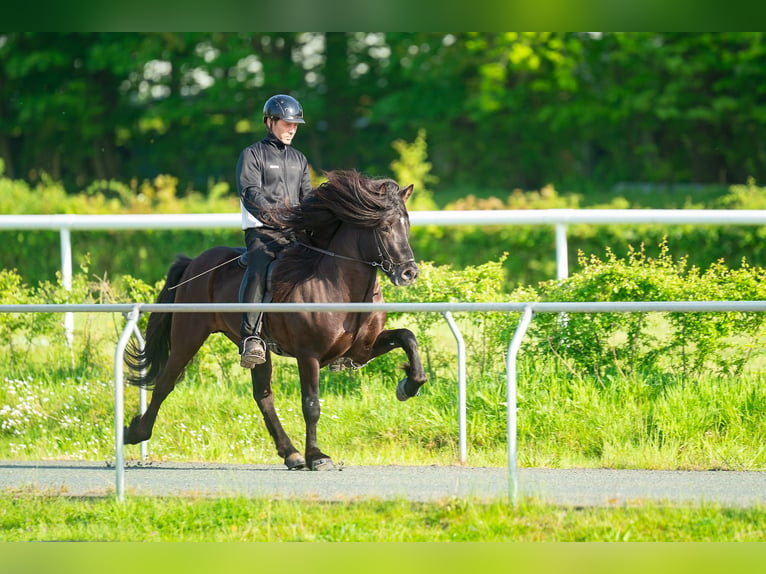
[380,256,522,379]
[389,129,438,211]
[3,33,766,194]
[0,173,69,214]
[532,240,766,379]
[0,269,61,369]
[411,182,581,288]
[0,260,144,379]
[717,177,766,210]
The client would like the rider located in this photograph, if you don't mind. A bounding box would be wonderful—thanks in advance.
[237,94,313,368]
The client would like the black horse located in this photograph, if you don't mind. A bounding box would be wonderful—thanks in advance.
[124,170,427,470]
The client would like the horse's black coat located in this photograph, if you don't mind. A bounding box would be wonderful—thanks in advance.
[124,170,426,471]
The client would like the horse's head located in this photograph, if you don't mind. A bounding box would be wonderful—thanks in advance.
[373,181,419,287]
[272,170,420,287]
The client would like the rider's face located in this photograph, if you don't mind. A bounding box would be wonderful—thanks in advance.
[269,119,299,145]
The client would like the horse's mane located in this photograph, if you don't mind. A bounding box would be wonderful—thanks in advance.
[267,170,404,294]
[270,169,403,234]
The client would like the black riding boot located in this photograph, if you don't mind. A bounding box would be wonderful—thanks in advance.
[238,265,267,368]
[239,228,288,368]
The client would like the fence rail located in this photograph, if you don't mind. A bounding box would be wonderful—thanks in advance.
[3,209,766,342]
[3,209,766,286]
[3,300,766,503]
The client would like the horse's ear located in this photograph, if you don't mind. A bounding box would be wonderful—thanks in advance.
[400,184,414,203]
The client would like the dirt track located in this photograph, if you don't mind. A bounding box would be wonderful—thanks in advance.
[2,460,765,507]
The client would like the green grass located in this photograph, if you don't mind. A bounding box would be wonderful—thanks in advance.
[2,350,765,471]
[2,493,765,542]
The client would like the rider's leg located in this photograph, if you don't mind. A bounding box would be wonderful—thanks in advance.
[239,229,279,368]
[238,262,269,367]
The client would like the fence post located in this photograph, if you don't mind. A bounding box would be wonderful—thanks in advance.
[113,305,142,502]
[442,311,467,464]
[555,223,569,280]
[59,228,74,346]
[506,305,534,505]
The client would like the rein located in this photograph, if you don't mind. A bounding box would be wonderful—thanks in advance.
[297,233,413,275]
[296,241,390,272]
[168,253,243,291]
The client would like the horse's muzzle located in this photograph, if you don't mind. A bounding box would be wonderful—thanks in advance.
[394,261,419,286]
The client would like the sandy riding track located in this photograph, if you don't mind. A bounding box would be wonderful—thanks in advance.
[2,460,765,507]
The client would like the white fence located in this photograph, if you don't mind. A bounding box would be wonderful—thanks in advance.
[3,208,765,345]
[3,300,766,503]
[4,209,766,288]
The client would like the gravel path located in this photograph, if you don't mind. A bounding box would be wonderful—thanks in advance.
[2,460,765,507]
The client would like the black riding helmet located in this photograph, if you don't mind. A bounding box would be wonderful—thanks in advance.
[263,94,305,124]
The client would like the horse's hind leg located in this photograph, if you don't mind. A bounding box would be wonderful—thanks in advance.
[250,358,305,470]
[369,328,427,401]
[124,321,209,445]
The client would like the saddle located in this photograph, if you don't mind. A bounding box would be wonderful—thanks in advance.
[237,247,364,371]
[237,247,275,300]
[237,247,281,353]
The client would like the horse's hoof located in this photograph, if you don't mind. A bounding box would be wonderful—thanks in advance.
[396,378,420,402]
[285,452,306,470]
[123,422,149,445]
[310,457,335,471]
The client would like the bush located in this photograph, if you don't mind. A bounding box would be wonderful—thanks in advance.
[531,240,766,380]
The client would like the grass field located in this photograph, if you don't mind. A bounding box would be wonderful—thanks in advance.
[3,353,765,471]
[2,492,766,542]
[3,333,765,542]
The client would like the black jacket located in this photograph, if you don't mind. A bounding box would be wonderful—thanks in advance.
[237,133,312,226]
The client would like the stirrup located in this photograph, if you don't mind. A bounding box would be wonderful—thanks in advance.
[240,336,266,368]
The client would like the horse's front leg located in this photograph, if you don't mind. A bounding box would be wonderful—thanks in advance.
[296,356,335,470]
[369,328,427,401]
[251,357,305,470]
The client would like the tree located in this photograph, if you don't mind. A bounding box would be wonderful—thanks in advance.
[2,33,766,195]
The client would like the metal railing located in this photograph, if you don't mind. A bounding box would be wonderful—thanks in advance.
[3,300,766,503]
[3,208,766,286]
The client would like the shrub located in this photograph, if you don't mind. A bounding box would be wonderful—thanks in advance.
[531,240,766,380]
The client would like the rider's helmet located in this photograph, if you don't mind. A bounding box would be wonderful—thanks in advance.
[263,94,305,124]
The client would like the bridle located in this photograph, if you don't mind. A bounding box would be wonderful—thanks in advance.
[168,228,415,292]
[296,228,414,275]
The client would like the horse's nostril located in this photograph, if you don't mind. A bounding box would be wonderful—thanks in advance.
[401,266,419,282]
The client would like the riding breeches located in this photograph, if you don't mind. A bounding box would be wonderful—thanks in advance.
[238,227,291,343]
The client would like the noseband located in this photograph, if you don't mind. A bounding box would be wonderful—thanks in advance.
[373,228,415,274]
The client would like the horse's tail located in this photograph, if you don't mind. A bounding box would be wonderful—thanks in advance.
[125,255,192,389]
